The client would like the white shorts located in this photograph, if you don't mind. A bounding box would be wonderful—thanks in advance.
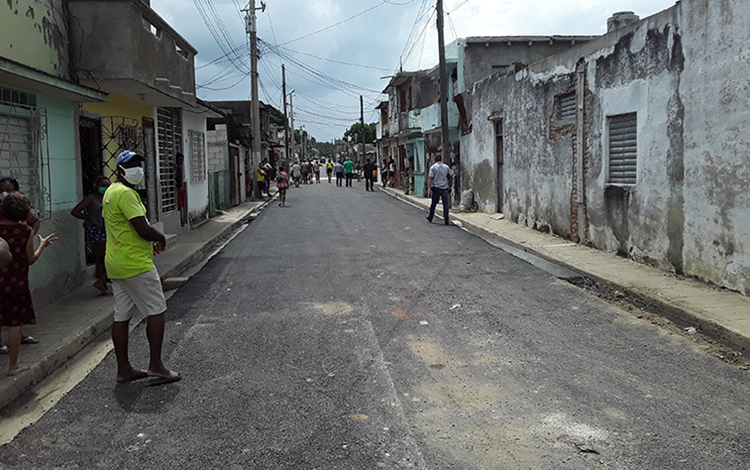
[112,268,167,322]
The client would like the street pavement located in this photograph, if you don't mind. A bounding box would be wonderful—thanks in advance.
[2,179,750,469]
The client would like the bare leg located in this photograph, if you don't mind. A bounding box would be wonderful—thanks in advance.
[92,242,110,295]
[7,326,28,375]
[146,314,175,379]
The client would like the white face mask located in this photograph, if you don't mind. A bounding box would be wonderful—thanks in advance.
[0,191,9,201]
[120,166,144,186]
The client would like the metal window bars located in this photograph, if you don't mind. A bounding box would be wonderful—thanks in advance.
[0,99,51,220]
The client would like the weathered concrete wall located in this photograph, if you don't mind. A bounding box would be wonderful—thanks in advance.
[463,0,750,295]
[0,0,70,77]
[69,0,196,102]
[679,0,750,294]
[465,72,576,236]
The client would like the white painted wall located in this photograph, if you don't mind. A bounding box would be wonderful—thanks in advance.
[183,112,210,225]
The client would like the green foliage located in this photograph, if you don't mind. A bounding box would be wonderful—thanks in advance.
[344,122,377,144]
[268,107,286,127]
[315,141,334,156]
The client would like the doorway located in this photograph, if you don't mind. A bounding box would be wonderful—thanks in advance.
[494,119,504,213]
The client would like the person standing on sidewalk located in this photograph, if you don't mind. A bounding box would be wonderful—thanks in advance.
[0,178,42,351]
[343,157,354,188]
[70,176,112,296]
[103,150,180,385]
[175,153,187,227]
[363,159,375,192]
[0,192,56,376]
[425,155,454,226]
[0,237,11,269]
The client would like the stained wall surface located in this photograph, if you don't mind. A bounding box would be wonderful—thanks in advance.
[0,0,70,77]
[462,0,750,295]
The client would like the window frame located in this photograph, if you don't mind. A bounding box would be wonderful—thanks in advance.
[606,112,638,186]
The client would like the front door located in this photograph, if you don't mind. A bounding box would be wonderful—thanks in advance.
[229,146,241,206]
[495,119,504,213]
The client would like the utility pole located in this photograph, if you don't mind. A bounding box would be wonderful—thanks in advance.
[245,1,265,168]
[289,90,295,160]
[436,0,450,168]
[282,64,289,163]
[360,95,365,164]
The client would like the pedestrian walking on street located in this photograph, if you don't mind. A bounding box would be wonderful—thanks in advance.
[0,192,57,377]
[313,160,321,183]
[334,160,344,187]
[363,159,375,192]
[276,166,290,207]
[326,160,333,183]
[291,161,302,187]
[425,155,454,225]
[343,157,354,188]
[104,150,180,385]
[70,176,112,296]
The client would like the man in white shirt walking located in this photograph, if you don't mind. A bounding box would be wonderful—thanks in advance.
[426,155,454,225]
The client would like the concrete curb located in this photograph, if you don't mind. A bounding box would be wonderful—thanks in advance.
[380,186,750,354]
[0,200,269,411]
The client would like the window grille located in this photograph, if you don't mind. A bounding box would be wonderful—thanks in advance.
[157,108,182,213]
[0,89,51,220]
[608,113,637,185]
[189,129,206,183]
[558,93,576,121]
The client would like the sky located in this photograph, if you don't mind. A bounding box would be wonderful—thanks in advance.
[150,0,678,143]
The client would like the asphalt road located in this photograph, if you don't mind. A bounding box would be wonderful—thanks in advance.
[2,179,750,469]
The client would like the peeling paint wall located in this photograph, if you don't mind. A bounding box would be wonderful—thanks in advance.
[463,0,750,295]
[0,0,70,77]
[465,71,576,236]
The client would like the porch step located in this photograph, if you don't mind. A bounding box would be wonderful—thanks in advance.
[165,233,177,250]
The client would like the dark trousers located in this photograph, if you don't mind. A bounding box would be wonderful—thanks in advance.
[336,173,343,186]
[428,187,450,223]
[345,173,353,187]
[365,177,373,191]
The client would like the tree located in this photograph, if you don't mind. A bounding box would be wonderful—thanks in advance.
[268,107,286,127]
[344,122,377,144]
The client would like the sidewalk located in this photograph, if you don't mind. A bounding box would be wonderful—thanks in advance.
[0,199,269,411]
[380,186,750,353]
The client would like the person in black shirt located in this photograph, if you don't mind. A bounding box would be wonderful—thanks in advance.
[175,153,186,227]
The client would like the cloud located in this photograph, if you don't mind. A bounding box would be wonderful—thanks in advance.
[151,0,677,140]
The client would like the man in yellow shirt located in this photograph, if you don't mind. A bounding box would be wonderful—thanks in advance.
[103,150,180,385]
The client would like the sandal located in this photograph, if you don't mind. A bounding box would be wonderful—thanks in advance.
[0,345,8,355]
[21,336,39,344]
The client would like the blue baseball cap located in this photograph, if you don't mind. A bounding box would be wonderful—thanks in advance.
[116,150,145,167]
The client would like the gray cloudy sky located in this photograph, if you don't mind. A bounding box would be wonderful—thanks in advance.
[151,0,677,142]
